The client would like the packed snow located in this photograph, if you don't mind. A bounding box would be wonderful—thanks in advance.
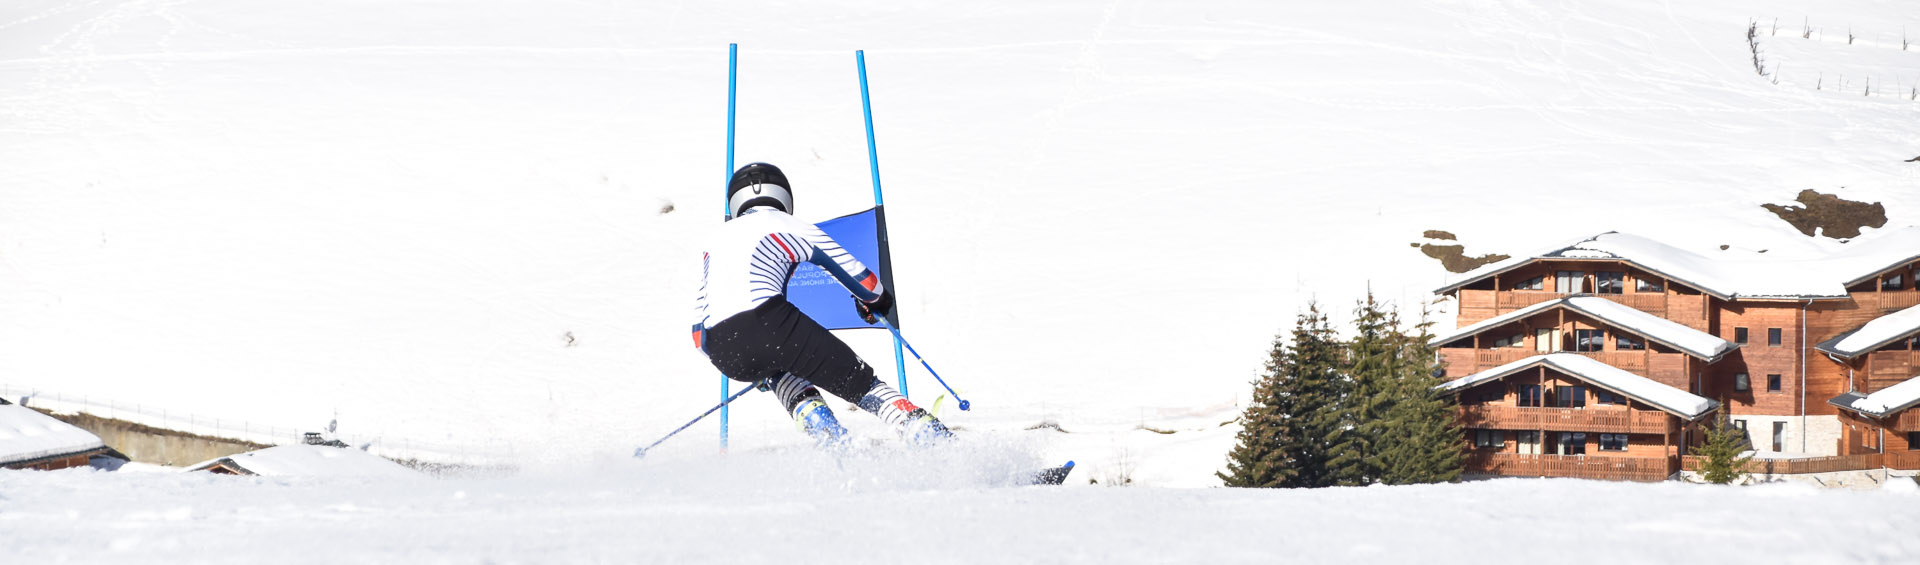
[1438,354,1717,419]
[0,404,104,466]
[185,444,420,478]
[5,460,1920,564]
[1430,296,1736,360]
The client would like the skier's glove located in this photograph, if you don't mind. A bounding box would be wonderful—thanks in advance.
[854,290,894,325]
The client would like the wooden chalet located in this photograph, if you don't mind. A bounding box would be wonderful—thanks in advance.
[1436,354,1714,481]
[0,401,111,471]
[1433,229,1920,480]
[1818,303,1920,456]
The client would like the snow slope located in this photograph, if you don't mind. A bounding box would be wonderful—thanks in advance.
[2,1,1919,480]
[4,461,1920,564]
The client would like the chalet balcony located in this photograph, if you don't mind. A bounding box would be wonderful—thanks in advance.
[1466,452,1675,482]
[1456,290,1710,330]
[1866,349,1916,392]
[1440,349,1689,387]
[1457,405,1676,434]
[1896,411,1920,433]
[1855,291,1920,313]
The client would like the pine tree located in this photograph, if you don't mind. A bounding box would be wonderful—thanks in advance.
[1696,412,1754,485]
[1219,303,1345,488]
[1373,307,1464,485]
[1286,304,1347,488]
[1329,293,1397,486]
[1218,330,1298,488]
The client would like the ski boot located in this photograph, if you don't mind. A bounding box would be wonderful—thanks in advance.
[791,397,852,449]
[898,408,954,447]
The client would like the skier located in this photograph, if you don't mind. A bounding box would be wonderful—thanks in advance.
[691,162,952,447]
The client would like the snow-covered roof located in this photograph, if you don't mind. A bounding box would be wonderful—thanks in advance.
[188,444,419,477]
[1429,296,1736,361]
[0,404,107,466]
[1815,303,1920,359]
[1435,354,1717,420]
[1827,374,1920,418]
[1436,228,1920,300]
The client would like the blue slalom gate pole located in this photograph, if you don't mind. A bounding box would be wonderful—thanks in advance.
[857,50,912,400]
[877,318,970,411]
[636,380,760,459]
[720,43,739,450]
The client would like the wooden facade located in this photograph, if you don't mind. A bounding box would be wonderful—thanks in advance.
[1449,365,1696,480]
[1440,246,1920,480]
[1,447,109,471]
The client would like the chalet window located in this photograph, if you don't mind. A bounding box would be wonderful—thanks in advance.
[1887,336,1911,351]
[1768,328,1782,347]
[1615,334,1645,351]
[1909,432,1919,450]
[1573,329,1605,352]
[1517,385,1542,407]
[1886,273,1906,291]
[1767,374,1782,392]
[1492,334,1525,348]
[1595,390,1626,405]
[1733,419,1747,431]
[1734,327,1749,344]
[1635,277,1664,293]
[1555,271,1586,294]
[1473,429,1505,449]
[1516,431,1540,454]
[1598,433,1629,451]
[1596,272,1624,294]
[1558,432,1587,455]
[1476,388,1502,403]
[1553,385,1587,408]
[1772,422,1786,452]
[1513,276,1545,291]
[1734,373,1750,392]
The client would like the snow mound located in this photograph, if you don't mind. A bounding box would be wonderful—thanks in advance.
[187,444,420,478]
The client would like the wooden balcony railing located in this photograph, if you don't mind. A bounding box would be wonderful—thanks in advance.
[1596,292,1667,314]
[1496,290,1561,310]
[1680,452,1920,474]
[1856,291,1920,314]
[1895,411,1920,433]
[1467,453,1674,482]
[1459,405,1675,434]
[1439,348,1689,386]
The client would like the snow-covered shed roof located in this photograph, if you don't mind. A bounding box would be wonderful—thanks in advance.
[1436,228,1920,301]
[0,404,107,467]
[1827,375,1920,419]
[188,444,419,478]
[1815,303,1920,359]
[1429,296,1737,361]
[1435,354,1718,420]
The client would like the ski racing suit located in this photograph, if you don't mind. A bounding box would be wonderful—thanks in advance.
[691,206,936,440]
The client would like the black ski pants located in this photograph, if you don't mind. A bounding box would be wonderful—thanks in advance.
[703,296,878,403]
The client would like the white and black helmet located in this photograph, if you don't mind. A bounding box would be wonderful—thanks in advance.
[727,162,792,218]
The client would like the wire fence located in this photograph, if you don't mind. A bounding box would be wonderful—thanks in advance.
[2,384,517,467]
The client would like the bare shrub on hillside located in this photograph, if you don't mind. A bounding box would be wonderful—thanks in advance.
[1747,21,1767,78]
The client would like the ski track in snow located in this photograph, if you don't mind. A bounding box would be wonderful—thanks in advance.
[3,463,1919,564]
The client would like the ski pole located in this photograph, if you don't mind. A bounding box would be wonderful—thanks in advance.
[876,318,971,411]
[635,379,763,458]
